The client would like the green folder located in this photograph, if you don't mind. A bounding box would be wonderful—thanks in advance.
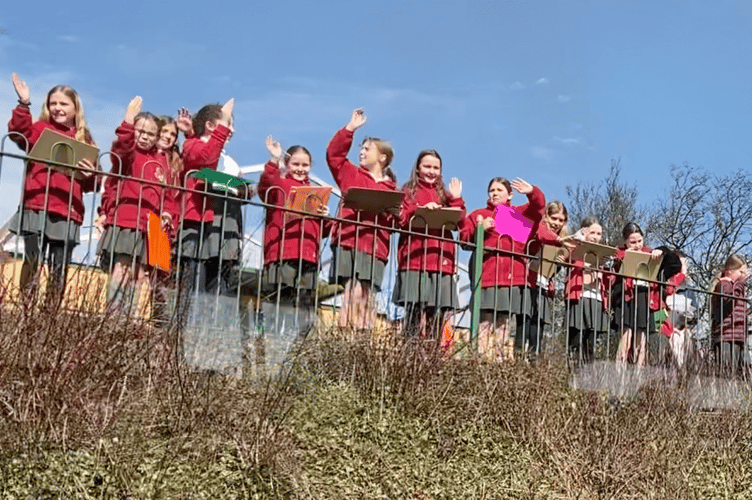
[193,168,253,193]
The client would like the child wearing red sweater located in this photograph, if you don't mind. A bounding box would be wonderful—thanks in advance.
[7,73,98,298]
[327,109,398,331]
[178,99,239,297]
[97,97,172,310]
[612,222,665,366]
[711,254,750,374]
[460,177,545,362]
[257,136,329,302]
[393,149,465,339]
[525,201,571,356]
[565,217,611,363]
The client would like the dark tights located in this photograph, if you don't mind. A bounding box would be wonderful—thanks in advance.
[20,234,73,302]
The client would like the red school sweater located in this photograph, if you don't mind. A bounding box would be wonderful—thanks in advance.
[99,121,170,233]
[396,178,465,274]
[711,277,748,344]
[180,124,231,224]
[326,128,397,262]
[8,105,97,225]
[257,160,330,266]
[459,187,546,288]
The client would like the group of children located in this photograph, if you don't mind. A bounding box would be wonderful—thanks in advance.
[6,77,749,370]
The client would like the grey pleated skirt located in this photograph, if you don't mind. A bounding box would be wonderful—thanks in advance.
[531,287,554,325]
[612,285,654,332]
[329,247,386,291]
[479,285,533,317]
[567,297,609,333]
[392,270,459,310]
[180,195,243,261]
[98,226,147,263]
[9,209,80,244]
[261,260,318,295]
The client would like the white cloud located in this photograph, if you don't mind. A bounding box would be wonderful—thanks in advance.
[57,35,79,43]
[509,81,525,90]
[557,94,571,102]
[535,78,549,85]
[553,136,582,145]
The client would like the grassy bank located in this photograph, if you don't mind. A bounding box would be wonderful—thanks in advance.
[1,305,752,499]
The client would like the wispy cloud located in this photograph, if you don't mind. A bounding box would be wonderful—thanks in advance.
[509,81,525,90]
[557,94,571,102]
[535,78,549,85]
[57,35,79,43]
[553,136,582,145]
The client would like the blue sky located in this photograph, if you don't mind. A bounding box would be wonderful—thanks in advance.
[1,0,751,223]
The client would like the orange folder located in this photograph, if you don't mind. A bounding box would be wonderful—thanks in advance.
[148,213,171,273]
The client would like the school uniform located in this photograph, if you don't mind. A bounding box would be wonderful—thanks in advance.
[565,257,613,359]
[8,105,97,244]
[524,223,563,352]
[711,276,748,368]
[459,187,546,316]
[8,105,97,291]
[178,124,234,261]
[257,160,329,295]
[392,179,465,310]
[611,246,671,333]
[326,128,397,291]
[98,121,170,264]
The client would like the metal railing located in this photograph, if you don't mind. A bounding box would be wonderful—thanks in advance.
[0,135,749,383]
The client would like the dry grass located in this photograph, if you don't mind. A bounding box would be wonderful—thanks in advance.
[0,277,752,498]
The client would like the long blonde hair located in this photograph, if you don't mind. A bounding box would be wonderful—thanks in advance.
[37,85,94,145]
[544,200,570,237]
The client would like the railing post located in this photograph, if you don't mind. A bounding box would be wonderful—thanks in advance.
[470,224,485,353]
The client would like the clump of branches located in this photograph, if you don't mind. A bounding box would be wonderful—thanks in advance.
[566,159,647,246]
[648,163,752,292]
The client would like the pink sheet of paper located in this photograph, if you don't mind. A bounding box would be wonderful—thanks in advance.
[493,204,534,243]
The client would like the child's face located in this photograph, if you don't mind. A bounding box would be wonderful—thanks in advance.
[625,231,644,251]
[47,91,76,128]
[728,264,749,281]
[546,212,567,234]
[416,155,441,185]
[584,223,603,243]
[158,123,178,151]
[359,140,383,170]
[134,118,159,151]
[488,181,511,206]
[288,151,312,182]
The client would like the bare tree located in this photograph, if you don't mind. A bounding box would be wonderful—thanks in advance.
[566,159,646,246]
[647,164,752,292]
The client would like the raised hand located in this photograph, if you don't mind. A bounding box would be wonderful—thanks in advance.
[510,178,533,195]
[176,108,194,136]
[125,96,143,124]
[448,177,462,199]
[265,135,282,161]
[12,73,30,104]
[477,215,495,230]
[345,108,366,132]
[220,98,235,128]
